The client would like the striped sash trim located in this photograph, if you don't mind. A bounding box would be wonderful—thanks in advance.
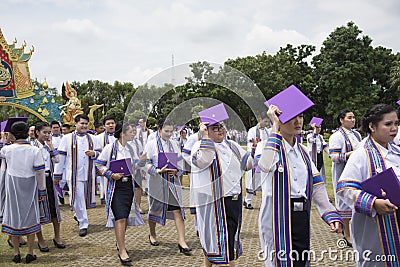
[364,136,400,264]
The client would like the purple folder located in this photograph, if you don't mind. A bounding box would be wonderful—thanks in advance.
[309,117,323,127]
[264,85,314,124]
[109,158,133,176]
[54,184,63,197]
[361,167,400,206]
[158,152,178,169]
[198,103,229,126]
[3,117,28,132]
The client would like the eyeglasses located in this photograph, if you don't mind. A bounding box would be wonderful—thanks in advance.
[210,125,225,132]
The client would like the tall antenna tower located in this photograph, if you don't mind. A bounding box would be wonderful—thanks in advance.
[171,54,175,85]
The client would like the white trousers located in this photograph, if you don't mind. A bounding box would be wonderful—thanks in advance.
[74,181,89,229]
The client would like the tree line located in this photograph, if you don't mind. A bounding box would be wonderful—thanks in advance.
[34,22,400,131]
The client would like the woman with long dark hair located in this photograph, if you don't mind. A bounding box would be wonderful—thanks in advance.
[337,104,400,266]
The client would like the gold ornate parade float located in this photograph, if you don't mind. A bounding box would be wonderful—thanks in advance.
[0,29,104,128]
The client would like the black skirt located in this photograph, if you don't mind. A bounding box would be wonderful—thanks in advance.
[111,176,134,221]
[45,171,57,219]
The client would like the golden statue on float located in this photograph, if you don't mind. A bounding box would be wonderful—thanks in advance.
[59,81,83,126]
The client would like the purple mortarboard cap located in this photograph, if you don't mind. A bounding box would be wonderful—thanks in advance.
[178,125,186,132]
[109,158,133,176]
[264,85,314,124]
[397,100,400,106]
[158,152,178,169]
[309,117,324,127]
[361,167,400,206]
[3,117,28,132]
[198,103,229,126]
[1,121,6,132]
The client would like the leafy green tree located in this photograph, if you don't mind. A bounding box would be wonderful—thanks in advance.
[312,22,380,129]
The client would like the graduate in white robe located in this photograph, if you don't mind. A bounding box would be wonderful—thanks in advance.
[337,104,400,267]
[128,126,146,214]
[306,123,329,182]
[329,109,362,245]
[95,115,116,204]
[1,121,46,263]
[258,105,342,267]
[145,118,191,254]
[33,122,66,251]
[53,114,101,237]
[191,121,253,266]
[96,123,145,264]
[244,112,270,209]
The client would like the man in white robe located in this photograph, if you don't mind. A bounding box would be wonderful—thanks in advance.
[54,114,101,237]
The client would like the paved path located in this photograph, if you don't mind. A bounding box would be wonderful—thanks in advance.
[0,187,355,266]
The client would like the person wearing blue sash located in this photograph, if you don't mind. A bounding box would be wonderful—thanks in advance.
[329,109,362,246]
[54,114,101,237]
[258,105,343,267]
[96,123,146,265]
[191,118,254,266]
[0,121,46,263]
[337,104,400,266]
[33,122,66,252]
[145,118,191,254]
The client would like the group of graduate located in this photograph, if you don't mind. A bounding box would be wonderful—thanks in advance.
[0,85,399,267]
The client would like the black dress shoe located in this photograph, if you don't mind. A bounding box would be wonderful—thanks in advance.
[53,239,66,249]
[79,228,88,237]
[118,254,132,266]
[26,254,37,264]
[243,201,254,210]
[73,216,79,226]
[343,236,353,248]
[38,243,50,252]
[7,239,14,248]
[59,196,65,205]
[12,254,21,263]
[19,240,27,246]
[149,235,159,246]
[178,244,192,255]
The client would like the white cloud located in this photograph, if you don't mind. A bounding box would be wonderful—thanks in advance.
[243,24,311,54]
[52,18,104,38]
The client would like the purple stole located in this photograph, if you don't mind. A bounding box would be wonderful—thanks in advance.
[338,127,361,153]
[104,140,136,220]
[147,134,184,226]
[364,137,400,266]
[266,133,317,267]
[70,133,96,209]
[201,139,244,264]
[32,142,61,224]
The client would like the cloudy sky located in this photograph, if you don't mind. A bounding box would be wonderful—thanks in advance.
[2,0,399,91]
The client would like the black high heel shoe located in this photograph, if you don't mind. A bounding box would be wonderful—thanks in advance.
[12,254,21,263]
[38,243,49,252]
[26,254,37,264]
[178,244,192,255]
[53,239,66,249]
[149,235,159,246]
[343,236,353,248]
[118,254,132,266]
